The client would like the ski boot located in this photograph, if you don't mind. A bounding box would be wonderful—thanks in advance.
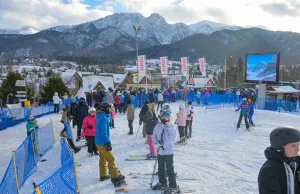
[94,152,99,156]
[146,153,156,160]
[99,175,111,181]
[162,186,180,194]
[112,174,126,188]
[152,183,167,190]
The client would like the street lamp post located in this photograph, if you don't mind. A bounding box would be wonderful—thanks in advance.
[133,25,142,90]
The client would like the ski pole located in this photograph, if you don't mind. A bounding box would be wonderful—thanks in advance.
[150,146,160,189]
[132,124,142,147]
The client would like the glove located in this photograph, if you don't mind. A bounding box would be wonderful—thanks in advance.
[106,141,112,151]
[156,142,162,149]
[188,114,191,117]
[87,125,93,129]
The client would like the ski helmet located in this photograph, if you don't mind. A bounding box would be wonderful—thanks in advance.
[270,126,300,149]
[187,101,192,105]
[162,104,171,113]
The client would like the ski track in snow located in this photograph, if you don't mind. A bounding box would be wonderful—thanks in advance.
[0,102,299,194]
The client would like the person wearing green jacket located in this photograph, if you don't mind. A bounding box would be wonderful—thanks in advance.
[26,115,38,141]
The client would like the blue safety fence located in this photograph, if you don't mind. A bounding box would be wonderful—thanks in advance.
[0,121,55,194]
[32,138,80,194]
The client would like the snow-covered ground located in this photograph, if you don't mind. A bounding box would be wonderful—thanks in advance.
[0,102,299,194]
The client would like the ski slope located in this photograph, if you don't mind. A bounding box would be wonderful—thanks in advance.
[0,102,299,194]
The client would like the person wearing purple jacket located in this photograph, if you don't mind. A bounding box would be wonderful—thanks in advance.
[152,107,179,193]
[236,98,250,130]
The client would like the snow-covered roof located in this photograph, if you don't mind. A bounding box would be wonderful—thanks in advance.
[82,75,114,92]
[182,78,216,88]
[113,74,126,84]
[268,86,299,94]
[77,71,94,78]
[61,69,76,78]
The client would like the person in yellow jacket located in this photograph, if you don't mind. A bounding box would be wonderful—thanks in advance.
[127,100,135,135]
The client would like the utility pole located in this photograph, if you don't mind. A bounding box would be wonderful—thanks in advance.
[133,25,142,90]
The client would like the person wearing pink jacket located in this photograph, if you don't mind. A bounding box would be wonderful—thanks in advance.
[82,107,99,156]
[110,106,115,128]
[175,105,186,143]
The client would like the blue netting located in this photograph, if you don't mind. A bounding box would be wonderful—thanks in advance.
[32,138,78,194]
[35,123,55,157]
[0,159,18,194]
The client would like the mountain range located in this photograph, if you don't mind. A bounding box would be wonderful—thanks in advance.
[0,13,300,64]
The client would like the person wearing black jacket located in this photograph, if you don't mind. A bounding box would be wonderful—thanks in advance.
[70,98,77,128]
[123,92,130,114]
[86,91,93,107]
[75,97,89,142]
[149,92,155,103]
[139,101,149,138]
[144,110,158,159]
[258,126,300,194]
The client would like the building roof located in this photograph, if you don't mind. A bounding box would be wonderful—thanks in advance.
[82,75,114,92]
[268,86,299,94]
[182,77,216,88]
[60,69,76,78]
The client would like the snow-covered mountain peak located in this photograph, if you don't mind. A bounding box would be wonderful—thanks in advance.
[0,26,40,35]
[189,20,242,34]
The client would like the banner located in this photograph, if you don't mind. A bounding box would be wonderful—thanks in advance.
[160,56,168,75]
[138,55,146,77]
[187,75,195,85]
[181,57,188,76]
[199,58,206,77]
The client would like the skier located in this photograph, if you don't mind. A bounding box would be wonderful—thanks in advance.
[95,102,126,187]
[152,107,180,193]
[144,110,158,159]
[53,92,60,114]
[235,98,250,130]
[86,91,93,107]
[127,100,135,135]
[123,91,131,114]
[139,101,149,138]
[114,93,121,114]
[70,98,77,128]
[248,99,255,126]
[26,115,38,142]
[258,126,300,193]
[157,91,164,111]
[75,97,89,142]
[175,105,186,143]
[82,107,98,156]
[185,101,194,138]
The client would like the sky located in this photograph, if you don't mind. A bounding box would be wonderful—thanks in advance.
[1,0,300,33]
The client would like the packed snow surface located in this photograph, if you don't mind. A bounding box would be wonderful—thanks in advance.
[0,102,299,194]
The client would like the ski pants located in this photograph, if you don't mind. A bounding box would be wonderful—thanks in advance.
[96,145,119,178]
[114,104,120,113]
[147,135,156,157]
[86,136,98,154]
[237,114,249,128]
[54,104,59,113]
[248,113,254,125]
[142,122,146,137]
[123,104,127,114]
[157,101,163,111]
[178,126,185,138]
[77,120,83,138]
[158,154,177,188]
[120,103,124,113]
[185,120,192,137]
[110,119,115,128]
[128,120,133,134]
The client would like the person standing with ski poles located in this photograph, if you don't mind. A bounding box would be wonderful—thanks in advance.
[152,106,179,193]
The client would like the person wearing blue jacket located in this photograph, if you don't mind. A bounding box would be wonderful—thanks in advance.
[248,99,255,126]
[94,102,126,188]
[120,93,125,114]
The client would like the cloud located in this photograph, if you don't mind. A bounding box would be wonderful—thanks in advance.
[0,0,113,29]
[205,7,232,23]
[260,2,299,17]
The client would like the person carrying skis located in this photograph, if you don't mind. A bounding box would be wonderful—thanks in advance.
[144,110,158,159]
[75,97,89,142]
[95,102,126,187]
[258,126,300,194]
[248,99,255,126]
[152,106,180,193]
[127,100,135,135]
[185,101,194,138]
[139,101,149,138]
[235,98,250,130]
[175,105,186,143]
[82,107,99,156]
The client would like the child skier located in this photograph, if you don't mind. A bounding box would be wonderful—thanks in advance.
[185,101,194,138]
[82,107,98,156]
[127,100,135,135]
[175,105,186,143]
[248,99,255,126]
[110,105,115,128]
[152,107,180,193]
[236,98,250,130]
[95,102,126,187]
[26,115,38,141]
[144,110,158,159]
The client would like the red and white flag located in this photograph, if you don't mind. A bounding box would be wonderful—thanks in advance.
[160,56,168,75]
[181,57,188,76]
[199,58,206,77]
[138,55,146,77]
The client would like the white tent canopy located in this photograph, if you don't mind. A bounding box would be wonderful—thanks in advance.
[268,86,299,94]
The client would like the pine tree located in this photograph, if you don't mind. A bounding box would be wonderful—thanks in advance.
[40,77,69,100]
[0,72,23,104]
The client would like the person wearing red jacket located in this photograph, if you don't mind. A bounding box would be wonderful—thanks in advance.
[82,107,99,156]
[114,93,121,113]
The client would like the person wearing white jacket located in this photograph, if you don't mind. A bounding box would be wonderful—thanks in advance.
[53,92,60,113]
[185,101,194,138]
[157,92,164,111]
